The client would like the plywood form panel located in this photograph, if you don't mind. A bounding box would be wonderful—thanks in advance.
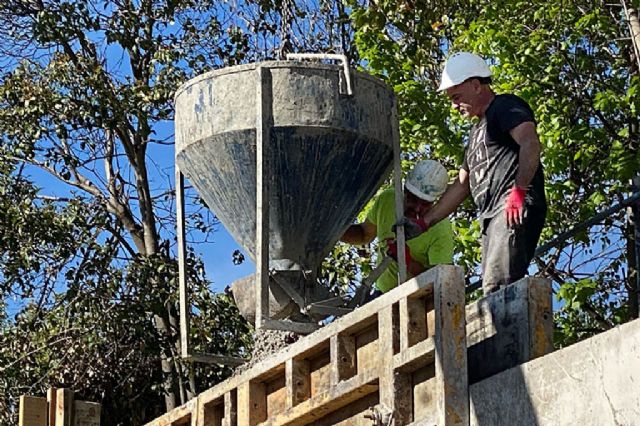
[260,370,379,426]
[309,392,379,426]
[331,333,357,384]
[198,398,224,426]
[400,296,428,350]
[224,390,238,426]
[354,324,379,375]
[266,375,287,418]
[238,381,266,425]
[309,349,332,397]
[412,364,437,423]
[19,396,47,426]
[286,358,311,408]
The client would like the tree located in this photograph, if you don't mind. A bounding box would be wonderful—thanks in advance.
[0,0,257,420]
[348,0,640,345]
[0,0,355,422]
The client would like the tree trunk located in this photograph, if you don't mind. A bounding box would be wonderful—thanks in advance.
[629,176,640,320]
[627,7,640,66]
[154,313,179,410]
[623,3,640,320]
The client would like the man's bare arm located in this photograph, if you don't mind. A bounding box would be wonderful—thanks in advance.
[422,169,470,227]
[341,219,377,245]
[510,121,542,188]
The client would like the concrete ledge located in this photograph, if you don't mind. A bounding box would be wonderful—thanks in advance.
[470,317,640,426]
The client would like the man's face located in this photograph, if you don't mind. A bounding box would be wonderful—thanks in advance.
[445,78,482,118]
[404,190,432,217]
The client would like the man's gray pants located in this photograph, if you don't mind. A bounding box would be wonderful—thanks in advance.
[481,205,546,294]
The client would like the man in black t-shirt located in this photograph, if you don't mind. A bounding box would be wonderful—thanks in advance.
[420,52,546,294]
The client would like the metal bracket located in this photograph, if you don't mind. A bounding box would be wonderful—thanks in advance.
[270,270,308,313]
[286,53,353,96]
[306,304,353,317]
[262,318,320,334]
[182,353,247,367]
[364,404,394,425]
[176,167,247,366]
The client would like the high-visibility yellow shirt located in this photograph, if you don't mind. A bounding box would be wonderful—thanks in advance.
[366,188,454,293]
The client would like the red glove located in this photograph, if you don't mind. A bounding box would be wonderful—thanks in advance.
[386,239,412,265]
[505,186,527,227]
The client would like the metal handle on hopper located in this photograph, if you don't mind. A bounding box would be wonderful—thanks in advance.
[285,53,353,95]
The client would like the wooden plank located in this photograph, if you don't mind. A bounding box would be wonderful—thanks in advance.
[412,364,437,425]
[261,370,379,426]
[400,296,427,350]
[527,277,554,359]
[224,391,237,426]
[286,358,311,408]
[196,397,223,426]
[331,334,356,384]
[393,337,435,374]
[19,396,47,426]
[266,375,287,418]
[182,353,247,367]
[309,391,378,425]
[309,350,332,397]
[237,381,266,426]
[47,388,57,426]
[425,295,435,338]
[433,266,468,426]
[378,305,412,425]
[145,399,196,426]
[355,325,378,374]
[254,362,286,383]
[380,369,413,425]
[74,401,101,426]
[56,388,74,426]
[377,304,400,361]
[262,319,319,335]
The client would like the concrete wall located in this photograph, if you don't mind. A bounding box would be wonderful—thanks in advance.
[470,318,640,426]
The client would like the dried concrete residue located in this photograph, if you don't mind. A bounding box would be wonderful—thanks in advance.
[235,328,300,374]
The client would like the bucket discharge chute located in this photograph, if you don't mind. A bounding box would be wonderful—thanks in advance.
[174,59,398,325]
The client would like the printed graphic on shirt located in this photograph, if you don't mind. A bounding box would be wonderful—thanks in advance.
[466,118,490,207]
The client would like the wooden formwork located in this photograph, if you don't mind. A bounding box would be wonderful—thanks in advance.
[19,388,101,426]
[465,277,553,384]
[147,265,468,426]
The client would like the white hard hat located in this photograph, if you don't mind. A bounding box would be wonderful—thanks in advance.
[438,52,492,92]
[405,160,448,202]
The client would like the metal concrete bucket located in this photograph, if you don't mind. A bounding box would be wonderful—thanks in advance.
[174,58,397,321]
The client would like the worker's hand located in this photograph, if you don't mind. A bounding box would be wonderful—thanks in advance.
[386,238,412,265]
[505,186,527,227]
[392,217,430,240]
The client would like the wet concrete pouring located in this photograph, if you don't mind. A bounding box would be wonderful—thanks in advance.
[234,328,301,374]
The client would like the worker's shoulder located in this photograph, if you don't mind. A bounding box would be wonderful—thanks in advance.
[374,187,396,205]
[428,217,454,236]
[366,187,395,221]
[378,187,395,197]
[493,93,533,111]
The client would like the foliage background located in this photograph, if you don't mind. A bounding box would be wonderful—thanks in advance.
[1,0,639,423]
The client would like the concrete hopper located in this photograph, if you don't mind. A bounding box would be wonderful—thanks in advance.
[175,59,398,326]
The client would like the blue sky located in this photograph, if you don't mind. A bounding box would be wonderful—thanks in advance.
[147,121,256,292]
[22,125,255,296]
